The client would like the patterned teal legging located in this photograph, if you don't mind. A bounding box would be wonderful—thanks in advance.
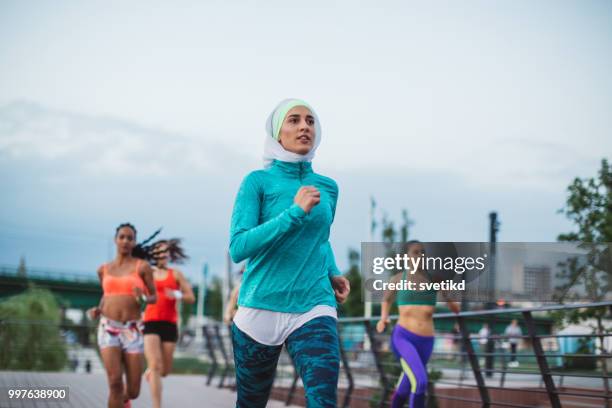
[231,315,340,408]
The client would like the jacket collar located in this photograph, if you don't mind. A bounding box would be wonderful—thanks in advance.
[268,159,313,177]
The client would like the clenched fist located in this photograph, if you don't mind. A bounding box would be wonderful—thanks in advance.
[331,276,350,304]
[87,307,101,320]
[294,186,320,213]
[376,317,390,333]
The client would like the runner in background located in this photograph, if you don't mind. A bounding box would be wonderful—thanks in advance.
[376,240,461,408]
[88,223,158,408]
[143,239,194,408]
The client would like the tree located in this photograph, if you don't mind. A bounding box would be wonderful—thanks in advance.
[339,249,363,317]
[180,299,193,328]
[377,209,413,316]
[558,158,612,243]
[341,204,414,318]
[0,286,67,370]
[379,209,413,243]
[556,158,612,305]
[555,158,611,373]
[205,276,223,321]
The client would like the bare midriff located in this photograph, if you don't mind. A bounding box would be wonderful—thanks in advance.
[101,296,141,322]
[397,305,435,336]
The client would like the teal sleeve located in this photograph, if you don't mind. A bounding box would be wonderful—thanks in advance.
[229,174,307,263]
[326,241,343,278]
[326,181,342,278]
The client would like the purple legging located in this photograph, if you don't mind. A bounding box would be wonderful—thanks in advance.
[389,325,435,408]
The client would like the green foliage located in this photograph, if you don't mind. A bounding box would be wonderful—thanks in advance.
[179,300,193,328]
[205,276,223,321]
[169,357,231,375]
[554,158,612,358]
[381,210,414,256]
[555,158,612,306]
[558,158,612,243]
[341,206,412,317]
[382,209,413,244]
[339,248,364,317]
[0,286,67,371]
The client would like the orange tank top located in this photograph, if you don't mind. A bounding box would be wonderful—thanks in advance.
[144,268,179,323]
[102,260,146,296]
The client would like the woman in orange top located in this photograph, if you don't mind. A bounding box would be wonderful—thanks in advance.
[88,223,158,408]
[143,239,195,408]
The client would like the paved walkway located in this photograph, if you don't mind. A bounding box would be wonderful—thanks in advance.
[0,371,295,408]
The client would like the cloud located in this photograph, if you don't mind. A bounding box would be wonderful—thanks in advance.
[0,101,252,180]
[0,100,588,278]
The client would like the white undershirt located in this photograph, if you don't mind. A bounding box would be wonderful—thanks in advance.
[233,305,337,346]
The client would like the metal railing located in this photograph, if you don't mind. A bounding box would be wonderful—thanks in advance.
[0,301,610,407]
[200,301,612,408]
[0,264,99,283]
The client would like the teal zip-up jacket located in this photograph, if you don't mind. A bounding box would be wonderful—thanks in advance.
[229,159,342,313]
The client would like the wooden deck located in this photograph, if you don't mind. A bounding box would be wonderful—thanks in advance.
[0,371,295,408]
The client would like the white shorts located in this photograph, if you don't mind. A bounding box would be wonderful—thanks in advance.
[97,316,144,353]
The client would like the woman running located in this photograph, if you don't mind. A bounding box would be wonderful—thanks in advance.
[88,223,158,408]
[223,267,243,325]
[143,239,195,408]
[376,240,460,408]
[229,98,350,408]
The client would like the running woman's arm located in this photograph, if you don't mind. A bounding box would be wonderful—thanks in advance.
[171,269,195,304]
[325,181,341,279]
[88,265,105,319]
[223,284,240,324]
[325,242,343,278]
[376,272,401,333]
[229,173,309,263]
[323,183,350,302]
[441,290,461,314]
[138,262,157,304]
[327,242,350,303]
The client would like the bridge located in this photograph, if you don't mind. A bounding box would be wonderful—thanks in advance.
[0,265,203,311]
[0,265,102,310]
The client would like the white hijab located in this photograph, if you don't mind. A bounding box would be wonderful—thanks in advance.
[263,98,322,168]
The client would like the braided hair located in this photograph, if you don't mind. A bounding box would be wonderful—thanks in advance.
[114,223,163,263]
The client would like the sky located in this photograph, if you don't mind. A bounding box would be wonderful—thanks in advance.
[1,0,611,282]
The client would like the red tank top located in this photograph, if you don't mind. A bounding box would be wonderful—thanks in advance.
[144,268,179,323]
